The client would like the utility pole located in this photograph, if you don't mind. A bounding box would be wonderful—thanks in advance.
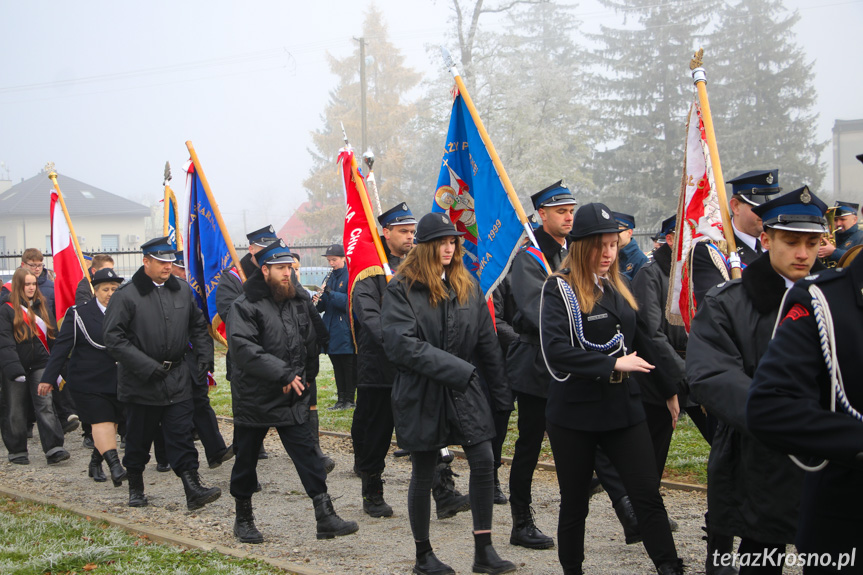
[355,36,368,154]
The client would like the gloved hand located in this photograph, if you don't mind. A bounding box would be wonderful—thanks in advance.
[13,376,26,383]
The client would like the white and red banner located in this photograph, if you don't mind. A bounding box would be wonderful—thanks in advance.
[667,100,725,332]
[50,190,85,321]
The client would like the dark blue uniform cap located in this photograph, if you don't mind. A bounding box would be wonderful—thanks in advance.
[727,169,781,206]
[416,212,465,243]
[834,201,859,216]
[856,153,863,164]
[141,236,176,262]
[91,267,124,286]
[659,215,676,236]
[323,244,345,257]
[378,203,417,227]
[752,186,827,233]
[246,225,279,247]
[612,212,636,230]
[528,213,541,231]
[257,239,295,266]
[531,180,577,210]
[571,203,621,240]
[173,251,185,268]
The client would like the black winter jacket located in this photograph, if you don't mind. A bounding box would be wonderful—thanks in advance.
[0,299,53,380]
[227,270,314,427]
[352,247,404,389]
[382,276,512,452]
[42,298,117,395]
[103,267,212,406]
[687,254,804,543]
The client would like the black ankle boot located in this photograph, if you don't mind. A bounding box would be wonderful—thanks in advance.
[414,549,455,575]
[361,471,393,517]
[432,462,470,519]
[127,472,148,507]
[179,469,221,511]
[656,558,684,575]
[89,449,107,483]
[309,410,335,473]
[493,469,507,505]
[472,533,516,574]
[102,449,127,487]
[313,493,359,539]
[703,512,738,575]
[612,495,642,544]
[509,503,554,549]
[233,497,263,544]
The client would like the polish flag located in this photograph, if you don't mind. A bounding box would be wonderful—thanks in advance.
[50,190,85,321]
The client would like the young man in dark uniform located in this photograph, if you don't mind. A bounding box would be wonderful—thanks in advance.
[613,211,648,281]
[227,240,357,543]
[315,244,356,410]
[818,200,863,264]
[351,203,416,517]
[688,187,828,575]
[690,170,781,306]
[103,237,221,510]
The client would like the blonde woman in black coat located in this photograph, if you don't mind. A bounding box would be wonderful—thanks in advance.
[382,213,515,575]
[539,203,682,575]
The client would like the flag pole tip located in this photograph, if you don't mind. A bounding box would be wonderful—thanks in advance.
[690,48,704,71]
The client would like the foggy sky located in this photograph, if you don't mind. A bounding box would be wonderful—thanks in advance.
[1,0,860,243]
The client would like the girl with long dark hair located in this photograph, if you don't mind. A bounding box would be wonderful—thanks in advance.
[539,203,682,575]
[382,213,515,575]
[0,268,68,465]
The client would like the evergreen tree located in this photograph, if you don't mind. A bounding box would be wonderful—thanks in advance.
[590,0,720,228]
[302,6,420,240]
[707,0,825,191]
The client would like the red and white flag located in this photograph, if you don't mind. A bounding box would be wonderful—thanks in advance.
[50,190,85,321]
[667,100,725,332]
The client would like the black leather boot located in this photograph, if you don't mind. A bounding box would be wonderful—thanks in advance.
[313,493,359,539]
[361,471,393,517]
[612,495,642,544]
[509,503,554,549]
[493,469,507,505]
[309,410,335,474]
[102,449,127,487]
[656,558,684,575]
[473,532,516,574]
[127,472,148,507]
[233,497,263,544]
[703,512,738,575]
[432,462,470,519]
[88,449,107,483]
[414,548,455,575]
[180,469,221,511]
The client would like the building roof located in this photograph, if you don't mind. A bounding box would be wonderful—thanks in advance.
[278,201,316,241]
[0,171,151,218]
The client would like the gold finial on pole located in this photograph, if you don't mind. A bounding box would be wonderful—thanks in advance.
[45,162,56,175]
[690,48,704,71]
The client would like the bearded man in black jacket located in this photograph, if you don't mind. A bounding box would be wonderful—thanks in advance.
[227,240,357,544]
[103,237,220,511]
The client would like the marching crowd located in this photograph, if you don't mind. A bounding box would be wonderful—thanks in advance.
[1,164,862,575]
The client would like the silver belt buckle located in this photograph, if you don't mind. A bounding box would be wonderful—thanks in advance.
[162,360,173,370]
[610,371,623,384]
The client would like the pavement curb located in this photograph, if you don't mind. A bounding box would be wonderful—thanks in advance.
[0,483,324,575]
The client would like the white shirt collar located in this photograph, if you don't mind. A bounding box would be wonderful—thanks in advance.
[96,300,107,314]
[593,273,605,292]
[778,273,796,290]
[153,281,164,288]
[732,219,758,252]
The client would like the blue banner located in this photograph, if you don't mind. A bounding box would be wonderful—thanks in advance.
[433,93,525,297]
[166,192,179,249]
[186,163,233,324]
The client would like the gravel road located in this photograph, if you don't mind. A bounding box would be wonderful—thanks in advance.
[0,420,803,575]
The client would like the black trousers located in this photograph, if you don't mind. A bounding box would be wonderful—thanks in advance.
[736,538,785,575]
[547,420,677,572]
[478,372,510,469]
[509,392,546,507]
[123,400,198,475]
[409,440,494,541]
[351,386,395,474]
[644,402,675,476]
[330,354,357,403]
[230,423,327,500]
[191,383,227,462]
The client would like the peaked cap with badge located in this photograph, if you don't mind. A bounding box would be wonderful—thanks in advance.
[91,267,124,286]
[257,239,295,266]
[247,225,279,248]
[378,203,417,227]
[571,203,620,240]
[141,236,176,262]
[727,169,781,206]
[531,180,577,210]
[752,186,828,234]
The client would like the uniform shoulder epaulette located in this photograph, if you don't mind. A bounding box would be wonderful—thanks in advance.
[802,267,847,285]
[705,278,741,297]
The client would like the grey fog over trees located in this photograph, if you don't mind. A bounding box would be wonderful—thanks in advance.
[301,0,826,241]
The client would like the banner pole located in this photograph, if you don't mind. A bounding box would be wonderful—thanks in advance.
[185,141,245,282]
[46,165,90,291]
[440,47,549,274]
[690,48,740,280]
